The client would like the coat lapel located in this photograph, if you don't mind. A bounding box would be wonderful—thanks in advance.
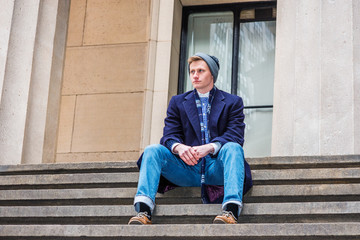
[183,92,202,144]
[209,90,225,131]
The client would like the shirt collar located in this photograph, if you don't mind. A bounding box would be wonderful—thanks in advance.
[197,91,210,98]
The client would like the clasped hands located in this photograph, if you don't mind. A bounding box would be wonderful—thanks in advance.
[173,143,214,166]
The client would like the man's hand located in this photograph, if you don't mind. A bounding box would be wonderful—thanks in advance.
[173,144,199,166]
[192,144,214,159]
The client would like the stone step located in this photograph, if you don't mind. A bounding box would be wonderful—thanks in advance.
[1,167,359,189]
[1,155,359,175]
[1,183,359,206]
[248,155,360,169]
[0,161,138,175]
[0,172,139,189]
[1,202,359,224]
[0,156,359,239]
[1,223,360,239]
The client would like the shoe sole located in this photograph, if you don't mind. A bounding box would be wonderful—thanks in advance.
[213,218,227,224]
[128,219,152,225]
[213,218,237,224]
[128,221,143,225]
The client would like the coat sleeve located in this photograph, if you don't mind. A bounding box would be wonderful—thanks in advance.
[160,96,184,146]
[210,96,245,146]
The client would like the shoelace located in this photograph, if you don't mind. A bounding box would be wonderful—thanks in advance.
[136,211,150,219]
[222,210,236,220]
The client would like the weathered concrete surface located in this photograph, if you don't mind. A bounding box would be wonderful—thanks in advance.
[247,155,360,168]
[1,155,359,174]
[0,1,69,165]
[1,184,359,201]
[1,223,360,238]
[24,0,70,164]
[0,0,40,165]
[0,0,14,102]
[1,167,359,187]
[1,202,359,218]
[272,0,359,156]
[0,161,138,173]
[0,155,359,238]
[252,168,360,181]
[0,172,139,186]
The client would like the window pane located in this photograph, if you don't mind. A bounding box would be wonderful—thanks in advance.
[238,21,276,157]
[185,12,233,93]
[244,108,273,157]
[237,21,276,106]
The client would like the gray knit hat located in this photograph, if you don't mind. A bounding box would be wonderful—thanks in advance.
[191,52,220,83]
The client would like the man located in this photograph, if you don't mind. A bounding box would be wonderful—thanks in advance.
[128,52,252,225]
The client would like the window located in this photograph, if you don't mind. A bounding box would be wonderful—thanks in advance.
[179,2,276,157]
[185,12,234,93]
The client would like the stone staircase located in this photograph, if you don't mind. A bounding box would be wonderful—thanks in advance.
[0,155,359,239]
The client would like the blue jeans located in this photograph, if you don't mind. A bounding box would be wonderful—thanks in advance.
[134,142,245,215]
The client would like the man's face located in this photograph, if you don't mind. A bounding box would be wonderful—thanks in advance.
[189,60,214,93]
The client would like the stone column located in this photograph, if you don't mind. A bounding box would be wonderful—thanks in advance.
[141,0,182,150]
[0,0,15,103]
[272,0,359,156]
[354,0,360,154]
[0,0,70,165]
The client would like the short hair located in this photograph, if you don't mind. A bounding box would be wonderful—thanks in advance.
[187,56,203,66]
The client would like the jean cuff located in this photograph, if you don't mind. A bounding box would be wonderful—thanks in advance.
[222,200,243,217]
[134,195,155,213]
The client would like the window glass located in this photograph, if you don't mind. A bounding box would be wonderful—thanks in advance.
[238,21,276,106]
[181,6,276,158]
[185,12,233,93]
[238,21,276,157]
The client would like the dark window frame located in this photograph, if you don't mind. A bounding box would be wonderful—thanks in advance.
[178,1,276,109]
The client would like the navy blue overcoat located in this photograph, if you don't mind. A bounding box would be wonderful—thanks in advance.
[138,89,253,203]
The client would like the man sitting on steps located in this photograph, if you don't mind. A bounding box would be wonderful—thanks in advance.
[128,52,252,225]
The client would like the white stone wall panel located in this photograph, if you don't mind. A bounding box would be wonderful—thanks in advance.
[0,0,69,165]
[273,0,358,156]
[353,0,360,154]
[320,0,354,155]
[0,0,40,165]
[293,0,321,156]
[22,0,70,164]
[272,0,297,155]
[0,0,15,104]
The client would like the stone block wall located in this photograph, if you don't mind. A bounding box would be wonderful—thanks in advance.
[56,0,151,162]
[1,0,358,165]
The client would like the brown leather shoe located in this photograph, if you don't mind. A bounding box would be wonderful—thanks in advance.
[128,212,152,225]
[213,211,237,224]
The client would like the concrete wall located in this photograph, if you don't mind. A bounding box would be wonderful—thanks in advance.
[354,0,360,154]
[56,0,182,162]
[56,0,149,162]
[146,0,182,146]
[54,0,360,162]
[1,0,358,165]
[0,0,69,165]
[272,0,360,156]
